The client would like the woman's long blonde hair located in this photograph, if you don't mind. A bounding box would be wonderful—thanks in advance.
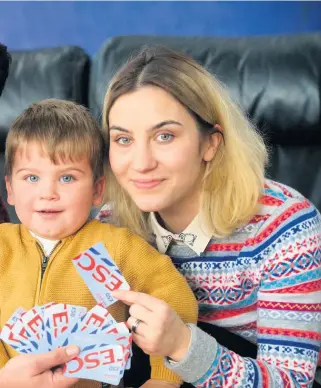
[102,46,268,240]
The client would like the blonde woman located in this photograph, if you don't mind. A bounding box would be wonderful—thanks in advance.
[98,46,321,388]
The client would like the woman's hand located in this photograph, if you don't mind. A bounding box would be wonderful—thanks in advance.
[0,345,80,388]
[112,290,192,362]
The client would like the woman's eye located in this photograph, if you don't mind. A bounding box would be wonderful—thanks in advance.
[26,175,39,183]
[60,175,74,183]
[116,137,132,145]
[156,133,174,142]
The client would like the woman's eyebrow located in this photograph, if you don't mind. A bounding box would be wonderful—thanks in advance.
[110,120,183,133]
[110,126,130,132]
[153,120,183,130]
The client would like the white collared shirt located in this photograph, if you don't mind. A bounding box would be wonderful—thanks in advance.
[149,212,213,256]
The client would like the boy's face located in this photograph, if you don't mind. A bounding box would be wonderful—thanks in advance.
[5,142,105,240]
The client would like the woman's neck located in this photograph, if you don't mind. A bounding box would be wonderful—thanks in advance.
[157,196,200,234]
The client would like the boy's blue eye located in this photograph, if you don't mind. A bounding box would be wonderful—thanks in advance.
[27,175,39,183]
[60,175,74,183]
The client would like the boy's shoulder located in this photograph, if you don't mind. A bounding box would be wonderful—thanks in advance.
[0,222,21,236]
[82,219,145,244]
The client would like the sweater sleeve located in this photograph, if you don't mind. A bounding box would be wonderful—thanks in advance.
[0,340,9,368]
[117,228,198,384]
[167,199,321,387]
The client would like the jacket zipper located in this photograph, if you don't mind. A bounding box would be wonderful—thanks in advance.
[36,241,61,281]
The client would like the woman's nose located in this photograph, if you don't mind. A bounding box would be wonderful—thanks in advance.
[132,144,157,172]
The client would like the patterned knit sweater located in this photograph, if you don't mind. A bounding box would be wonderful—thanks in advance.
[98,180,321,387]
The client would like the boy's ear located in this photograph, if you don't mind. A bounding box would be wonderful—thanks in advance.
[4,176,15,206]
[92,176,106,207]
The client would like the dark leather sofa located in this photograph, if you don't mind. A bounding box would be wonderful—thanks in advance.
[1,33,321,226]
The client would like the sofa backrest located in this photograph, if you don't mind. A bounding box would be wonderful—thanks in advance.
[0,46,90,150]
[1,34,321,222]
[90,33,321,210]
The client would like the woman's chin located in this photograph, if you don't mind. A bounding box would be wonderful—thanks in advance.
[135,199,165,213]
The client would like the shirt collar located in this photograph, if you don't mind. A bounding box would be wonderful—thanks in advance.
[149,212,212,256]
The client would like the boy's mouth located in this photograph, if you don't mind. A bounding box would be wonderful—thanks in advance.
[37,210,63,214]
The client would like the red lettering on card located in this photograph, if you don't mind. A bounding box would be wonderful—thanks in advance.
[53,311,69,326]
[105,273,122,291]
[81,253,96,271]
[7,331,22,343]
[101,348,115,365]
[84,313,105,329]
[93,265,111,283]
[84,352,100,369]
[27,315,42,336]
[67,357,84,374]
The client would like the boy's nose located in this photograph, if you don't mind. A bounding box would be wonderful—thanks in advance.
[39,181,59,200]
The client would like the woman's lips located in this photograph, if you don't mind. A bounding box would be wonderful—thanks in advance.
[132,179,163,189]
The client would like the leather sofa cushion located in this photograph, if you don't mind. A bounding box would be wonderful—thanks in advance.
[0,46,90,151]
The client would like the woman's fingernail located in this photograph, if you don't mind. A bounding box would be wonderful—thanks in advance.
[65,345,79,356]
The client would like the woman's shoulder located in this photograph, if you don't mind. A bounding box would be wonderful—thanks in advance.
[96,202,118,225]
[260,179,317,215]
[230,179,319,243]
[253,178,320,233]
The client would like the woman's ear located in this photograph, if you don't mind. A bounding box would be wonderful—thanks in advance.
[92,176,106,207]
[203,124,223,162]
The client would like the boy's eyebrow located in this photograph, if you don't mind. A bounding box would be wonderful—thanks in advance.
[58,167,87,175]
[15,167,86,175]
[15,168,40,174]
[109,120,183,133]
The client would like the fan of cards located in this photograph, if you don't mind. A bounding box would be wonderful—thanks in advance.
[0,242,132,385]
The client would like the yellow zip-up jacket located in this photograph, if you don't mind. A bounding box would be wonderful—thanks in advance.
[0,219,198,387]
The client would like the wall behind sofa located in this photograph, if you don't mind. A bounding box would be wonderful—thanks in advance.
[1,1,321,56]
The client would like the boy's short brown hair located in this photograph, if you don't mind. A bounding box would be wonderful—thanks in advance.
[5,99,105,181]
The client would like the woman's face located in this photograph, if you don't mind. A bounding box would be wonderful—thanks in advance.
[108,86,217,217]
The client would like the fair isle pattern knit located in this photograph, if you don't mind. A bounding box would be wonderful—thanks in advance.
[97,180,321,387]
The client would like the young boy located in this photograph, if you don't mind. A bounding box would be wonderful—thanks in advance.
[0,99,198,388]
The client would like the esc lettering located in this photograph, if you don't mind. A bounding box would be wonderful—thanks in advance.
[73,252,123,292]
[64,348,116,374]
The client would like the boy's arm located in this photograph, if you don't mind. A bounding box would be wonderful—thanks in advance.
[117,229,198,385]
[0,340,9,368]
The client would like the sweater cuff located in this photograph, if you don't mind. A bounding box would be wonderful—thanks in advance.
[164,324,218,383]
[150,355,182,384]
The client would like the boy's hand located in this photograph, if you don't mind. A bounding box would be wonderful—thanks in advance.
[139,379,180,388]
[0,345,80,388]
